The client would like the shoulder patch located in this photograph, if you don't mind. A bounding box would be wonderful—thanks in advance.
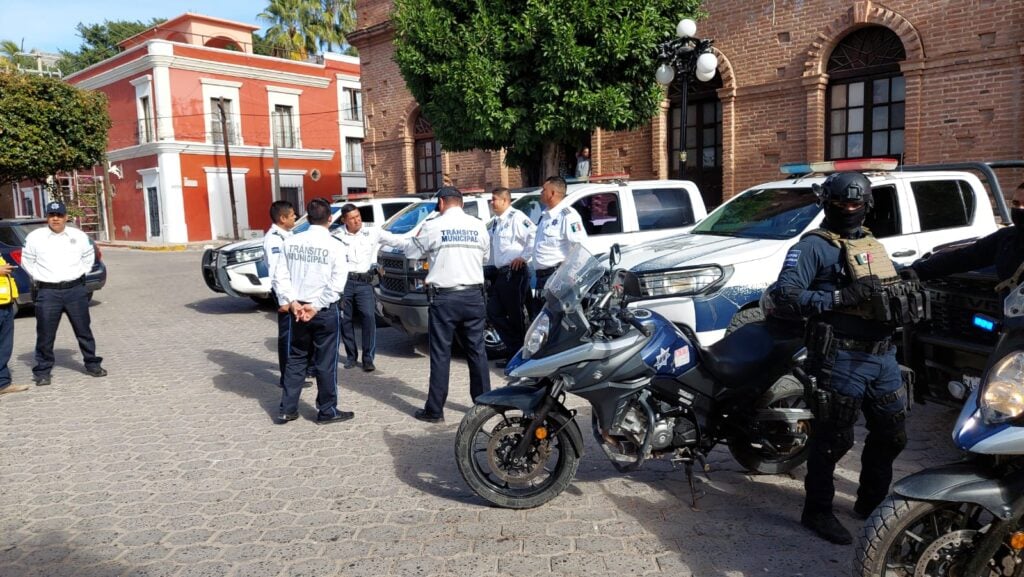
[271,247,281,254]
[570,222,583,233]
[560,207,572,217]
[783,248,801,268]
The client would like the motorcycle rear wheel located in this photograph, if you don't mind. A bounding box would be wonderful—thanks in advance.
[728,375,811,474]
[455,405,580,509]
[854,495,1008,577]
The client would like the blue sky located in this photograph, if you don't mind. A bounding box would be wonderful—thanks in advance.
[0,0,265,53]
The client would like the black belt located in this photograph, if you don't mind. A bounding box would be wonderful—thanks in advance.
[535,267,557,278]
[348,272,374,283]
[835,337,892,355]
[36,276,85,290]
[431,284,483,295]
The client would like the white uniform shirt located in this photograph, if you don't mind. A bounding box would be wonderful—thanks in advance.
[487,207,536,268]
[335,226,404,274]
[262,224,291,280]
[525,201,587,269]
[22,225,95,283]
[273,225,348,310]
[404,206,489,288]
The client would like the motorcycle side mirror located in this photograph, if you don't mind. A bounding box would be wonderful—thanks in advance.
[609,244,621,267]
[611,269,642,301]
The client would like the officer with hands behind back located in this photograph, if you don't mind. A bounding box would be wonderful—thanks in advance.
[336,203,405,373]
[769,172,926,545]
[263,200,313,388]
[521,176,587,316]
[402,186,491,423]
[486,187,535,368]
[272,198,352,425]
[22,201,105,386]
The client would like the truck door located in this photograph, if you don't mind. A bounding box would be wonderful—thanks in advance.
[867,184,917,267]
[905,179,982,260]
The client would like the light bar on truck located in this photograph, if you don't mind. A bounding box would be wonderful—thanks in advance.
[780,158,900,176]
[565,172,630,184]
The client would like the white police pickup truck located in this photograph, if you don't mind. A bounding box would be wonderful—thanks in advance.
[201,197,416,304]
[376,179,708,335]
[619,159,1008,345]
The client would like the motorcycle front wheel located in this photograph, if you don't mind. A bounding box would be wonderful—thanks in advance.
[854,495,1009,577]
[729,375,812,474]
[455,404,580,509]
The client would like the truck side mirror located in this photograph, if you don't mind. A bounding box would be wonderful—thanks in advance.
[609,243,621,267]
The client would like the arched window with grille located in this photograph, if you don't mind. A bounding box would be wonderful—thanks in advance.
[826,26,906,161]
[413,112,442,192]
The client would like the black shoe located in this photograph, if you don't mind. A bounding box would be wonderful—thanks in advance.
[362,361,375,372]
[275,413,298,424]
[85,366,107,377]
[801,510,852,545]
[316,411,354,424]
[413,409,444,423]
[853,499,877,520]
[34,376,51,386]
[343,360,356,369]
[495,360,509,369]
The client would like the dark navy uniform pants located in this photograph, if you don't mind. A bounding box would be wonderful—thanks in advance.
[0,304,13,388]
[279,302,342,418]
[425,289,491,417]
[34,283,101,379]
[487,268,528,358]
[804,345,908,515]
[341,280,376,365]
[277,310,315,386]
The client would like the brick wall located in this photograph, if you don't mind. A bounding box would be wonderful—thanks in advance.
[353,0,1023,200]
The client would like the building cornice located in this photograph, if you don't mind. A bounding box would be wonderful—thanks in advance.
[106,141,335,162]
[348,21,394,49]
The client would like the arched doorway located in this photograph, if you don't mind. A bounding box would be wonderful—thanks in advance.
[668,73,724,208]
[826,26,907,161]
[413,112,443,192]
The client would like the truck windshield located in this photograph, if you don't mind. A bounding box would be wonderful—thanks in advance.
[384,201,438,235]
[690,187,820,240]
[292,206,343,234]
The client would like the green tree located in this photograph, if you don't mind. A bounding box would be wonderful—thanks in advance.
[258,0,356,59]
[0,72,110,185]
[56,19,165,75]
[0,40,34,71]
[393,0,701,178]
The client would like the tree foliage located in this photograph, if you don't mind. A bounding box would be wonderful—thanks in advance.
[57,19,166,75]
[258,0,356,60]
[0,72,111,185]
[392,0,702,170]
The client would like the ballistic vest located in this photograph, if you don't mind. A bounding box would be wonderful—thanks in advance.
[803,228,928,325]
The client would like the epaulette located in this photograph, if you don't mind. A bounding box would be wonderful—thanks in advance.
[559,207,572,217]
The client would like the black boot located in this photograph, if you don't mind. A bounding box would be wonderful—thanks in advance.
[801,510,852,545]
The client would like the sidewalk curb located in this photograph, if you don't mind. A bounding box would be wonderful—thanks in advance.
[96,242,199,252]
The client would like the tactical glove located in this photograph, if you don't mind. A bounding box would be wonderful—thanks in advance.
[837,275,881,306]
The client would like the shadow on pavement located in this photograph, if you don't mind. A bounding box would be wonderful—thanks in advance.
[206,348,283,420]
[381,427,480,506]
[185,297,262,316]
[0,530,172,577]
[343,372,471,417]
[16,347,82,373]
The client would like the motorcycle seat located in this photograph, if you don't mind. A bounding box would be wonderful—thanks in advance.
[700,322,802,386]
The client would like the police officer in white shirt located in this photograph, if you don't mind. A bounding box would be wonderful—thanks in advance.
[486,187,535,368]
[22,201,105,386]
[336,203,404,372]
[272,198,352,425]
[263,200,312,388]
[522,176,587,315]
[403,186,491,422]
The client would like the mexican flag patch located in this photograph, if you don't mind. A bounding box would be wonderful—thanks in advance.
[570,222,582,233]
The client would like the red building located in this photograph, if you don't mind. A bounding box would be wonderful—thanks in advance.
[35,13,366,243]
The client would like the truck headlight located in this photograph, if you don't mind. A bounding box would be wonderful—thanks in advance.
[980,352,1024,424]
[639,265,729,297]
[231,247,264,265]
[522,312,550,360]
[411,259,429,272]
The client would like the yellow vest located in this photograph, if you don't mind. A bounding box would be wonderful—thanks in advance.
[0,256,19,305]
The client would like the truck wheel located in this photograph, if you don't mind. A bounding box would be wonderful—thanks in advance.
[249,295,276,308]
[726,307,764,334]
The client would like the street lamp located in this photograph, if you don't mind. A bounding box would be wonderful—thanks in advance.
[656,18,718,173]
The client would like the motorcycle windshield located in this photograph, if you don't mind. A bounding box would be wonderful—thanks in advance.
[543,244,607,313]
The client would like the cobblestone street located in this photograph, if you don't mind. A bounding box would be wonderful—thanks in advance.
[0,248,962,577]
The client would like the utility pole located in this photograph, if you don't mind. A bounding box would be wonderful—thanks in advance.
[217,97,239,240]
[272,109,281,200]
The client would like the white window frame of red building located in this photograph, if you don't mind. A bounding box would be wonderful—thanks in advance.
[201,78,243,146]
[345,138,364,173]
[266,85,302,149]
[131,75,156,145]
[266,169,306,207]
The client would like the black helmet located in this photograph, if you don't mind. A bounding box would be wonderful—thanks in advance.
[815,171,873,209]
[815,171,873,236]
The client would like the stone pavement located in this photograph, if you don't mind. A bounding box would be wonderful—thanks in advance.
[0,249,962,577]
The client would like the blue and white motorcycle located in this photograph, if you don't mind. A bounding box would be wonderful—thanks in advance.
[854,284,1024,577]
[454,244,814,509]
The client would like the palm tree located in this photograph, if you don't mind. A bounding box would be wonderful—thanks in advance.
[0,40,33,71]
[258,0,356,59]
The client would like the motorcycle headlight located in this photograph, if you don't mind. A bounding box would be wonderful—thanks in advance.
[522,312,550,360]
[639,266,728,297]
[232,247,265,265]
[980,352,1024,424]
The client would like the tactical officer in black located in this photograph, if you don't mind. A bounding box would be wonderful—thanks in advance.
[911,181,1024,286]
[770,172,926,545]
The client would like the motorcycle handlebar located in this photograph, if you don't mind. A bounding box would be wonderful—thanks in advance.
[619,309,652,337]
